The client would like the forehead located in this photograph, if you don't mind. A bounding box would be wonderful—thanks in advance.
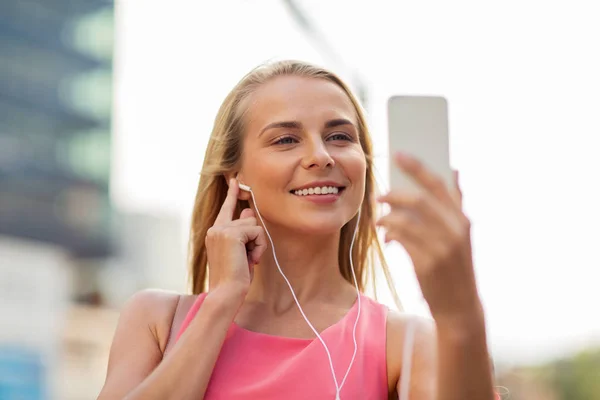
[243,75,358,131]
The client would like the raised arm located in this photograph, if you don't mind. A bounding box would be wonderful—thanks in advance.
[392,310,494,400]
[378,154,495,400]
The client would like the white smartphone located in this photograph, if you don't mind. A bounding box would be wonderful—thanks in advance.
[387,95,453,193]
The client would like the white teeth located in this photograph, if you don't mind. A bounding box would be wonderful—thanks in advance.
[293,186,341,196]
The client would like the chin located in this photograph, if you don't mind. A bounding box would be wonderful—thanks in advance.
[288,213,353,236]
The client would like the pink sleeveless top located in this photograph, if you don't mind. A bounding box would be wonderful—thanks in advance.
[175,293,389,399]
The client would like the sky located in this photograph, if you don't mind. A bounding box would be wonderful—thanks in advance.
[111,0,600,366]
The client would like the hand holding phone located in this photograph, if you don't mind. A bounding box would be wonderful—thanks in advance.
[379,95,481,319]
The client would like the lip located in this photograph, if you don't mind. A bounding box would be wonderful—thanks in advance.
[290,181,346,204]
[290,180,345,191]
[295,193,341,204]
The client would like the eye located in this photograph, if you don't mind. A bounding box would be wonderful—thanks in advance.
[273,135,298,145]
[327,132,353,142]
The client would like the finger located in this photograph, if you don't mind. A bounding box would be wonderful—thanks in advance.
[378,210,453,258]
[452,169,463,207]
[377,211,428,244]
[229,217,258,227]
[244,226,268,264]
[231,208,257,227]
[383,229,422,258]
[215,178,239,225]
[379,190,466,242]
[394,152,456,207]
[383,229,436,270]
[239,207,255,220]
[377,191,445,226]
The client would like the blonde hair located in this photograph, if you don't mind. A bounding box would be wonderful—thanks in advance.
[188,60,401,310]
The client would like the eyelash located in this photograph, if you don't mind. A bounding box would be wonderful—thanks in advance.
[273,133,353,145]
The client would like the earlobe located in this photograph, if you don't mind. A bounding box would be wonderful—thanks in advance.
[238,186,251,201]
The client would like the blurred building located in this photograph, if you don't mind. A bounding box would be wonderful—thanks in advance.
[0,1,117,399]
[0,0,114,258]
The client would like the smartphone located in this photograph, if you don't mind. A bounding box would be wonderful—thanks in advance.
[387,95,453,193]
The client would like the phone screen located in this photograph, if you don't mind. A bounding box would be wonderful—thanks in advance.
[387,95,453,193]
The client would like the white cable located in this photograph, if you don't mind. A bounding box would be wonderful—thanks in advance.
[338,212,362,391]
[247,188,361,399]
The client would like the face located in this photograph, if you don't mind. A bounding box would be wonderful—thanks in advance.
[237,75,366,235]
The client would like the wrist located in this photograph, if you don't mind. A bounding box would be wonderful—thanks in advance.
[433,301,487,343]
[208,283,248,311]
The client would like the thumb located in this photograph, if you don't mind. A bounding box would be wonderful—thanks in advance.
[452,169,463,207]
[249,227,268,265]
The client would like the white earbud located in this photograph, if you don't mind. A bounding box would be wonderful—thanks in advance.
[236,176,251,192]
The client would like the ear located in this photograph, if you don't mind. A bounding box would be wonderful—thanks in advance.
[225,172,251,201]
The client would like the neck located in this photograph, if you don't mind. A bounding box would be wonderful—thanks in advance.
[246,225,352,309]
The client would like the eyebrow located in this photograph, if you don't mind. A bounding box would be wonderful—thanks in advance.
[325,118,354,129]
[259,118,355,137]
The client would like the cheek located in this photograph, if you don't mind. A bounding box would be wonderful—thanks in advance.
[247,153,294,186]
[335,147,367,182]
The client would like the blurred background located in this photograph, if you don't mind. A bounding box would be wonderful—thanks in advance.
[1,1,599,399]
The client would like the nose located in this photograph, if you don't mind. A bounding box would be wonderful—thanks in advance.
[301,136,335,170]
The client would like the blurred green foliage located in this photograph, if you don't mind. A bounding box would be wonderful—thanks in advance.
[551,347,600,400]
[497,347,600,400]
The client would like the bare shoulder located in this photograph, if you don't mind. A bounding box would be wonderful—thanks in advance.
[386,308,437,392]
[386,308,436,341]
[121,289,182,344]
[123,288,181,311]
[98,289,182,399]
[122,288,182,315]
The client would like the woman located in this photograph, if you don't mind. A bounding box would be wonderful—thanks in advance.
[98,60,496,399]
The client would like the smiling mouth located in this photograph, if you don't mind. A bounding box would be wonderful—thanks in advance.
[290,186,346,196]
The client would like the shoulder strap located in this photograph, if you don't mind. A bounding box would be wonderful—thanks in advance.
[398,317,417,400]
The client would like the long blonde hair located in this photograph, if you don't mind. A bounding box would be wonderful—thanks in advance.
[188,60,401,309]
